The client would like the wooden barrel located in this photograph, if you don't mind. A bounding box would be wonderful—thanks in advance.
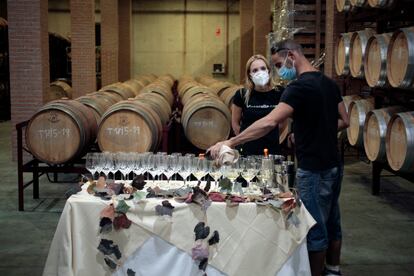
[145,74,158,81]
[134,93,172,125]
[363,106,407,161]
[338,95,362,140]
[386,111,414,172]
[76,95,113,125]
[208,81,233,96]
[140,83,174,106]
[364,33,392,87]
[336,0,351,12]
[123,79,144,95]
[347,98,374,147]
[100,82,136,99]
[177,76,196,92]
[182,94,231,150]
[135,74,157,84]
[343,95,362,112]
[350,0,368,7]
[335,33,352,76]
[367,0,394,8]
[157,74,175,87]
[152,79,173,90]
[350,29,376,78]
[386,27,414,89]
[181,85,216,105]
[134,75,151,86]
[97,100,163,153]
[47,80,73,102]
[90,91,124,104]
[26,99,97,164]
[196,75,216,86]
[220,85,243,108]
[178,81,200,97]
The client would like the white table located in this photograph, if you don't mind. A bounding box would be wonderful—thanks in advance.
[43,183,315,276]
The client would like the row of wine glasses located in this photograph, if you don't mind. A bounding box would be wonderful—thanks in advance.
[85,152,282,189]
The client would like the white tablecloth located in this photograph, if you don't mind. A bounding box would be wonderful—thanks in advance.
[43,184,315,276]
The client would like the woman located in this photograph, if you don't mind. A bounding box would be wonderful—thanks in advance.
[232,54,284,156]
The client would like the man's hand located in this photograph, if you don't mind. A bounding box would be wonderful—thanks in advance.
[206,140,232,159]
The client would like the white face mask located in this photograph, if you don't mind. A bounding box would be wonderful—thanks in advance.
[251,70,270,87]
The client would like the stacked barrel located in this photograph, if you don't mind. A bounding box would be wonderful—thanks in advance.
[178,76,233,150]
[343,93,414,173]
[25,74,171,164]
[334,24,414,172]
[335,27,414,90]
[47,80,73,102]
[28,73,293,163]
[97,75,174,153]
[344,95,414,173]
[336,0,395,11]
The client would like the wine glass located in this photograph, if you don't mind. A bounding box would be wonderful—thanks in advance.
[164,155,178,184]
[170,152,182,181]
[241,168,257,186]
[101,152,114,180]
[132,153,145,177]
[150,153,163,184]
[208,161,222,190]
[193,157,207,183]
[142,152,154,181]
[222,163,239,191]
[124,152,135,181]
[178,155,192,186]
[114,152,128,180]
[85,152,98,180]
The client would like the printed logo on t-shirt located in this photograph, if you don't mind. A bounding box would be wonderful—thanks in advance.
[246,104,277,109]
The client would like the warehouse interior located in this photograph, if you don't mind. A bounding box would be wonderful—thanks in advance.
[0,0,414,275]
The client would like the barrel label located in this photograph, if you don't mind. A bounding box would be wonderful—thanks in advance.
[106,126,141,136]
[38,128,71,139]
[193,121,216,128]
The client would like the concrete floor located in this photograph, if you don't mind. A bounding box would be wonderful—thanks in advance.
[0,120,413,276]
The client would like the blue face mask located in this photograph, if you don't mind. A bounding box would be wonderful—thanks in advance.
[278,56,297,80]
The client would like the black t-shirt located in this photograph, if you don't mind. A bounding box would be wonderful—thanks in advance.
[280,71,342,170]
[232,87,283,155]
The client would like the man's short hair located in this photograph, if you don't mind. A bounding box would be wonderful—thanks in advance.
[271,39,303,56]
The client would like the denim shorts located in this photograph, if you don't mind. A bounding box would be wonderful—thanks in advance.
[296,165,343,252]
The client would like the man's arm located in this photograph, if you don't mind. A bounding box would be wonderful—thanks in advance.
[337,101,349,131]
[208,103,294,157]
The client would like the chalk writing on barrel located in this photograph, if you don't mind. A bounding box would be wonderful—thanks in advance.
[192,121,216,128]
[38,128,71,139]
[106,126,141,136]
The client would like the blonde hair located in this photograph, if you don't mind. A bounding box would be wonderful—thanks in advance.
[243,54,275,105]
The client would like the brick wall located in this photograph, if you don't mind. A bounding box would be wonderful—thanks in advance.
[8,0,49,160]
[101,0,119,86]
[118,0,131,82]
[70,0,96,97]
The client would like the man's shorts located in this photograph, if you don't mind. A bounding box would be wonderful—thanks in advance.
[295,165,343,252]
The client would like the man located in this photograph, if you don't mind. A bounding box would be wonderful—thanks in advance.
[208,39,349,276]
